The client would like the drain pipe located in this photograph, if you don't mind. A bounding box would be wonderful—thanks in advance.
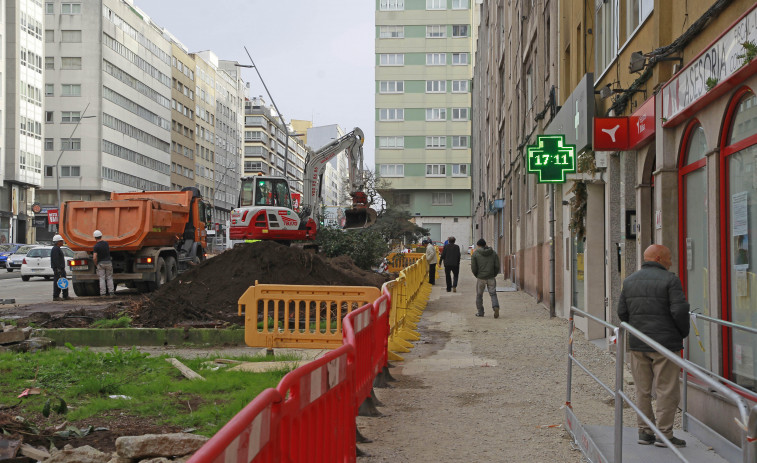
[549,183,556,318]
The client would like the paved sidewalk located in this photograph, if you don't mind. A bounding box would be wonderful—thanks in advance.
[358,260,625,462]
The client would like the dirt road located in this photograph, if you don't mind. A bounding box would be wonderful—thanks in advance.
[358,261,635,462]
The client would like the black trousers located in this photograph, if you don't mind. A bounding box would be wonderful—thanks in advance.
[429,263,436,284]
[53,267,69,298]
[445,265,460,291]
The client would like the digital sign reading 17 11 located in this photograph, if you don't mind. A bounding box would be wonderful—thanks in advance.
[526,134,577,183]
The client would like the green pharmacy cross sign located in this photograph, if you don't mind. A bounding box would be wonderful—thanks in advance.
[526,135,577,183]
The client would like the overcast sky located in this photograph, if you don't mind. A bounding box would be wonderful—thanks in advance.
[134,0,376,166]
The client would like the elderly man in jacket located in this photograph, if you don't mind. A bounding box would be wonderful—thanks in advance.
[471,239,500,318]
[440,236,461,292]
[618,244,690,448]
[424,238,437,285]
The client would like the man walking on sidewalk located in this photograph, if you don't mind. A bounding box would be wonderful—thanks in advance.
[618,244,690,448]
[440,236,461,292]
[424,238,437,285]
[93,230,115,297]
[471,239,500,318]
[51,235,70,301]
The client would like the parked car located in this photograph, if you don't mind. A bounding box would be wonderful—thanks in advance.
[5,244,39,272]
[0,243,23,268]
[20,246,74,281]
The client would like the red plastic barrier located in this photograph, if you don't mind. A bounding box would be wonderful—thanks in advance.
[188,289,393,463]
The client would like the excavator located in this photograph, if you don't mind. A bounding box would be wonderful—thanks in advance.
[229,127,378,244]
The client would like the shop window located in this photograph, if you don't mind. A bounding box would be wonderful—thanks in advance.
[722,90,757,391]
[679,122,709,370]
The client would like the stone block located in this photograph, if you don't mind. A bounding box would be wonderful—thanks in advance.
[0,330,24,345]
[115,433,208,459]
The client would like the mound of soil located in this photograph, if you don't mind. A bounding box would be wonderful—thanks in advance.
[129,241,389,328]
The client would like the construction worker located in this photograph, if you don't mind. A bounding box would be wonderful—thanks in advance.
[93,230,114,296]
[51,235,70,301]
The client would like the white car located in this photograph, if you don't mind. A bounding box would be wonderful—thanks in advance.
[6,244,39,272]
[20,246,74,281]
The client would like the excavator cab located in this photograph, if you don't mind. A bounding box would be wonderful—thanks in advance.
[342,191,378,229]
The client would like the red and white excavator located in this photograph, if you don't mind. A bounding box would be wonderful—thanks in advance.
[229,127,378,243]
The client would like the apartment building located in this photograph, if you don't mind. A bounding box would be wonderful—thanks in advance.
[375,0,479,247]
[306,124,350,208]
[192,51,217,207]
[473,0,757,450]
[39,0,173,241]
[0,0,44,244]
[169,41,196,191]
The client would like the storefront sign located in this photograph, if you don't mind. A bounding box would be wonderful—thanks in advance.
[47,209,59,225]
[545,73,594,153]
[655,210,662,230]
[629,96,655,149]
[33,216,47,228]
[662,6,757,124]
[526,135,577,183]
[593,117,629,151]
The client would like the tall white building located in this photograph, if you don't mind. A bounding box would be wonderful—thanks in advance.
[0,0,44,244]
[39,0,172,240]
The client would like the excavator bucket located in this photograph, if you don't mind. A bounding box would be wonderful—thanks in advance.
[343,207,378,229]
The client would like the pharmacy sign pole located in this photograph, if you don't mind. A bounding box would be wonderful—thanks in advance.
[526,134,576,318]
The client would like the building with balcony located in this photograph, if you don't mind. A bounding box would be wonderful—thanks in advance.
[168,40,196,191]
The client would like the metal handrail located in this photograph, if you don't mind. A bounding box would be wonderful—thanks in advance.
[567,306,756,463]
[691,312,757,336]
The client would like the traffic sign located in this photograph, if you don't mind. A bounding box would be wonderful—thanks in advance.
[526,135,577,183]
[57,278,69,290]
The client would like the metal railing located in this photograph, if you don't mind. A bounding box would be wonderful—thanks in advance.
[567,306,757,463]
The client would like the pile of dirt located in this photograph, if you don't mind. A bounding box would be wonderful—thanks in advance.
[129,241,389,328]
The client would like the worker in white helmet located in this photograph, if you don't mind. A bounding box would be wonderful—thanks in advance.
[51,234,70,301]
[93,230,114,297]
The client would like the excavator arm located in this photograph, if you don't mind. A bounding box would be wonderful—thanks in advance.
[302,127,377,229]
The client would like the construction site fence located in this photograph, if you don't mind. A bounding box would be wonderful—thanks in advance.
[567,306,757,463]
[188,256,430,462]
[385,252,424,273]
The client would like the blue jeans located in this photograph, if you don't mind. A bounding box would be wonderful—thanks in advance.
[475,278,499,314]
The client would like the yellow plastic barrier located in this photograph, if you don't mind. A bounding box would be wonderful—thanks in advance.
[238,283,381,350]
[385,255,431,361]
[385,252,425,273]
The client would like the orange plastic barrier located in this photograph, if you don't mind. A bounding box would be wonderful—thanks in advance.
[238,283,381,350]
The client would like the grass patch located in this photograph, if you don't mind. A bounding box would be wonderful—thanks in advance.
[0,345,299,436]
[90,316,133,328]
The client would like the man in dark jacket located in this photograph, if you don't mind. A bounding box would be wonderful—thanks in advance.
[50,234,70,301]
[618,244,690,448]
[440,236,461,292]
[471,239,500,318]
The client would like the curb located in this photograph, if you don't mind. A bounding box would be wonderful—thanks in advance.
[36,328,246,347]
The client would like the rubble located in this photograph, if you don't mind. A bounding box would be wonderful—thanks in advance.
[115,433,208,459]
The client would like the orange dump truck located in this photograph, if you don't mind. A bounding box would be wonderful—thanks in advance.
[60,187,211,296]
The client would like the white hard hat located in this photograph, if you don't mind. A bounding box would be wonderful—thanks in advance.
[53,234,64,243]
[93,230,103,238]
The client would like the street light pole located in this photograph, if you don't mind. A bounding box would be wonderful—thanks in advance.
[238,46,290,179]
[55,102,94,227]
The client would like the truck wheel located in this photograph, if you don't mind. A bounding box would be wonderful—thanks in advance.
[147,257,167,291]
[73,282,87,297]
[86,283,99,296]
[164,256,178,281]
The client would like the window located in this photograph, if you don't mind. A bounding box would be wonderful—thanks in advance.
[379,54,404,66]
[426,108,447,121]
[61,138,81,150]
[61,111,80,123]
[426,53,446,65]
[45,84,53,96]
[61,3,81,14]
[452,164,468,176]
[61,30,82,42]
[451,108,469,120]
[624,0,653,41]
[432,192,453,205]
[45,2,53,14]
[61,57,82,69]
[452,136,469,148]
[45,138,53,150]
[426,164,446,176]
[379,136,404,149]
[452,80,469,93]
[426,80,447,93]
[45,112,53,123]
[452,25,469,37]
[45,165,54,177]
[60,165,80,176]
[426,25,446,38]
[426,136,446,149]
[526,64,534,110]
[452,53,468,65]
[452,0,469,8]
[596,0,619,74]
[45,57,54,69]
[45,30,53,42]
[380,164,404,177]
[379,0,404,10]
[379,26,404,38]
[427,0,445,10]
[379,108,404,121]
[379,80,404,93]
[61,84,81,96]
